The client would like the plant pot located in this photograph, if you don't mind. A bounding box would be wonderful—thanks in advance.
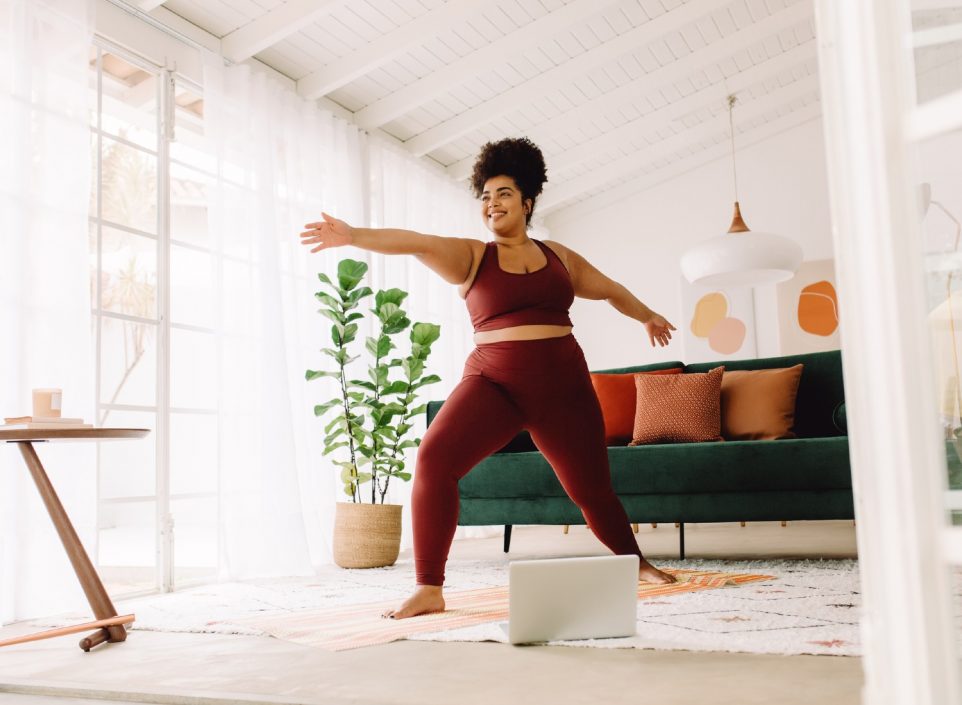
[332,501,403,569]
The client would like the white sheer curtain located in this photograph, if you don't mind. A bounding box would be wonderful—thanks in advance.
[201,56,510,576]
[0,0,94,622]
[366,140,505,548]
[201,54,371,577]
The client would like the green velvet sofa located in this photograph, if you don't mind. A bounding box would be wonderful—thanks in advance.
[425,349,853,559]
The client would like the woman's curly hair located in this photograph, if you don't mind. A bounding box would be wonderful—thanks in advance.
[470,137,548,226]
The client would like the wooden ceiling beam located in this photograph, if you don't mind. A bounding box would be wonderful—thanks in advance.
[403,0,735,156]
[446,1,813,180]
[352,0,617,131]
[221,0,344,63]
[537,74,820,213]
[297,0,487,100]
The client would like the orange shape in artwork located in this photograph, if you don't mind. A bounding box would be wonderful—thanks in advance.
[797,280,839,337]
[690,292,728,338]
[708,317,746,355]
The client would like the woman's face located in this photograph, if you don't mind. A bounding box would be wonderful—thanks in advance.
[480,175,530,234]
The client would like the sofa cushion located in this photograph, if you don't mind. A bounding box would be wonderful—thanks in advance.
[720,365,803,440]
[833,402,847,433]
[590,367,683,445]
[685,350,845,439]
[457,437,854,499]
[424,360,687,453]
[629,366,725,445]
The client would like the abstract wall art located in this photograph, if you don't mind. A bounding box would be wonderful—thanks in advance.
[680,277,757,362]
[776,259,841,354]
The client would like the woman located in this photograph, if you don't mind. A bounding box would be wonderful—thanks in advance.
[300,137,678,621]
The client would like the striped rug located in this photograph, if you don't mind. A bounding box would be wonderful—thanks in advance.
[231,568,774,652]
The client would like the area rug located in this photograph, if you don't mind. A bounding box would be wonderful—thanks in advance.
[28,556,932,657]
[230,567,773,652]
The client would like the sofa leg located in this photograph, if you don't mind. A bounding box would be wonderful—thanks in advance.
[651,523,657,528]
[674,522,680,528]
[631,523,638,533]
[504,525,512,553]
[679,522,685,560]
[740,521,746,527]
[781,520,787,527]
[562,524,569,534]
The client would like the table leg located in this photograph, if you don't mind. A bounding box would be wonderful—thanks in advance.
[16,442,127,647]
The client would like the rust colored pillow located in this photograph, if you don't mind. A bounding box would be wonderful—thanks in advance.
[590,368,683,445]
[629,366,725,445]
[720,365,804,440]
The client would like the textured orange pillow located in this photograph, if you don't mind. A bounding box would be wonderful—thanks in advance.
[590,368,683,445]
[629,366,725,445]
[720,365,804,440]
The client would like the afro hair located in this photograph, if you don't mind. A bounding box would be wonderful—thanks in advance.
[470,137,548,225]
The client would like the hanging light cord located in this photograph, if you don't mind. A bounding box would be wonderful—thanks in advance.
[728,94,739,202]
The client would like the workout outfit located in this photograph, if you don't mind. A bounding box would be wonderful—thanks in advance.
[412,238,646,586]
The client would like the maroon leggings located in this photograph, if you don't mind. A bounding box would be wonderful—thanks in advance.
[412,333,645,586]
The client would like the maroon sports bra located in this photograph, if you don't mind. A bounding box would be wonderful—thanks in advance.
[464,238,575,333]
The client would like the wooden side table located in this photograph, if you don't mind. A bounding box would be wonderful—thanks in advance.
[0,428,149,651]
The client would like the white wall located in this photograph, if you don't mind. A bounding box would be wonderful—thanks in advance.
[544,116,834,370]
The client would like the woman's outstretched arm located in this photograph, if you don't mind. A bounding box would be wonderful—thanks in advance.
[300,212,475,285]
[553,241,676,348]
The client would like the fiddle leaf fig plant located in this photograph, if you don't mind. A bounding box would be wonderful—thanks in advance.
[306,258,441,504]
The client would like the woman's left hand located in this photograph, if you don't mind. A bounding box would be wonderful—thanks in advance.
[644,313,676,348]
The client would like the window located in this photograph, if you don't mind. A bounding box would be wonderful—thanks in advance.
[89,40,216,596]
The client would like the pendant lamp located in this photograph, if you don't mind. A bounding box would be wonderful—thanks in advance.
[680,95,803,287]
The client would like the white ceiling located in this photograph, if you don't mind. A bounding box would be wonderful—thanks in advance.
[122,0,961,221]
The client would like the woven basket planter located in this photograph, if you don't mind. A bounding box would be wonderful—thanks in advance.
[333,501,403,569]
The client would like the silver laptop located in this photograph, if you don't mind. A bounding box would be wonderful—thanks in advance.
[498,554,639,645]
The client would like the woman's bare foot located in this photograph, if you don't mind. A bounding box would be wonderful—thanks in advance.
[381,585,446,620]
[639,559,677,584]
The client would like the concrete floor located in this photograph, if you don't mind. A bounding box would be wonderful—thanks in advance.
[0,521,864,705]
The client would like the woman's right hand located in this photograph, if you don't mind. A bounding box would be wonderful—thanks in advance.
[300,212,355,253]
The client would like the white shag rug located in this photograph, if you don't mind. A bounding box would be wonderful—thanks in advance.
[30,557,962,657]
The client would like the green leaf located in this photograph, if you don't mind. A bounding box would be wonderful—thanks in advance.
[355,471,373,484]
[339,467,357,483]
[323,441,349,455]
[305,369,340,381]
[397,440,418,450]
[382,380,410,395]
[317,308,345,325]
[313,400,340,416]
[317,272,334,286]
[378,302,400,322]
[347,286,374,304]
[324,428,346,445]
[395,472,412,482]
[409,403,427,416]
[413,374,441,389]
[337,259,368,290]
[324,415,345,433]
[343,484,355,497]
[411,322,441,347]
[375,288,408,308]
[348,379,377,392]
[345,312,364,323]
[314,291,340,309]
[395,422,411,436]
[331,324,342,346]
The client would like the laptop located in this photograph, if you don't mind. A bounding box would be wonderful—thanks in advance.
[497,554,639,645]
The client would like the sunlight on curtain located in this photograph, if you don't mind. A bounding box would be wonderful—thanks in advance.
[201,54,373,578]
[0,0,95,622]
[202,55,524,573]
[366,140,506,548]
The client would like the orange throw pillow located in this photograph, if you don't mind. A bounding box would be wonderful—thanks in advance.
[629,366,725,445]
[720,365,804,440]
[590,368,683,445]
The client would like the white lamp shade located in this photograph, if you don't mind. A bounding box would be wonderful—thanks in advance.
[680,230,803,287]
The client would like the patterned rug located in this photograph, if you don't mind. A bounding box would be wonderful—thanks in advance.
[230,568,774,652]
[31,556,942,656]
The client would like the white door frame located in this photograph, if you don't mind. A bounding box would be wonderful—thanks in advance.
[813,1,960,703]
